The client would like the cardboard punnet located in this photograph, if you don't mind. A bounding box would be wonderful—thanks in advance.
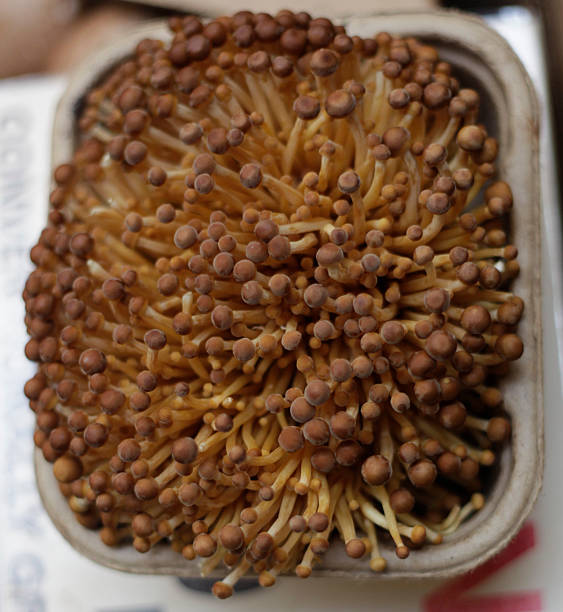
[35,10,543,581]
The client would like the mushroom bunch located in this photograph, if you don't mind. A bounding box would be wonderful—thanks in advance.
[24,11,523,598]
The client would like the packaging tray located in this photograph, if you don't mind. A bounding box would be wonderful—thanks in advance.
[36,9,543,580]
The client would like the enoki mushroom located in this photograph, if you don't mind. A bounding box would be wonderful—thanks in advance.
[24,11,523,598]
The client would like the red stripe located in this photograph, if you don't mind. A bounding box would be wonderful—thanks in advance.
[425,592,542,612]
[423,522,542,612]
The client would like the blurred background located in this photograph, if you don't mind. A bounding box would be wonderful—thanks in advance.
[1,1,562,611]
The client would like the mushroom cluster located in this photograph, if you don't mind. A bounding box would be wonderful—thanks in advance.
[24,11,523,598]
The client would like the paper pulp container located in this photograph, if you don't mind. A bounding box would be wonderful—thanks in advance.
[35,9,544,581]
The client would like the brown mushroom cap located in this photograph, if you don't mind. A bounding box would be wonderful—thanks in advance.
[361,455,391,486]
